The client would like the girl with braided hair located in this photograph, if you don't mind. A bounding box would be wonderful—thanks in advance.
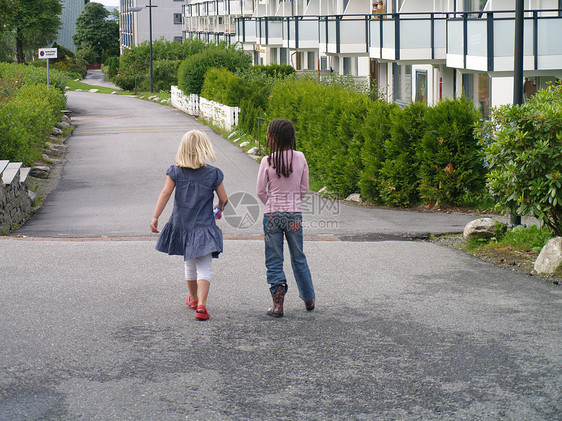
[256,118,315,317]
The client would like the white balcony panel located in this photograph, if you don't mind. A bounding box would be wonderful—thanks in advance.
[538,18,562,57]
[494,56,536,72]
[230,2,241,14]
[400,48,439,61]
[466,55,487,71]
[269,20,283,45]
[400,20,431,50]
[467,20,486,57]
[446,54,464,68]
[382,20,394,50]
[493,20,533,57]
[447,20,463,55]
[340,20,367,54]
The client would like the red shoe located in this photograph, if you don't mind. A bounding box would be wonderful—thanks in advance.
[186,295,198,310]
[195,305,210,320]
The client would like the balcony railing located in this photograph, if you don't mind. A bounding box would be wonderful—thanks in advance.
[234,9,562,73]
[447,9,562,72]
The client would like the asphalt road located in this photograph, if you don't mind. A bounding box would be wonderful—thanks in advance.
[0,90,560,420]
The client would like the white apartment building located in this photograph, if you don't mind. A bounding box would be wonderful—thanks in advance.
[183,0,562,115]
[120,0,186,53]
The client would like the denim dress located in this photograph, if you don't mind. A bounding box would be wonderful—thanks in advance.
[156,165,224,260]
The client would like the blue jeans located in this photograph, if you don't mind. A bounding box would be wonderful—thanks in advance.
[263,212,315,301]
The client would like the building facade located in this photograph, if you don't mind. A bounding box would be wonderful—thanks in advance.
[56,0,90,51]
[182,0,562,114]
[120,0,186,53]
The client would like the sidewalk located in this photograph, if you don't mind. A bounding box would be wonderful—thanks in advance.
[80,68,120,90]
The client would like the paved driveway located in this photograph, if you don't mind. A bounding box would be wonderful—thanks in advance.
[0,91,560,420]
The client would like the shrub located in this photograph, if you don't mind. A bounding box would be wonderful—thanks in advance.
[357,101,398,203]
[0,62,67,96]
[266,78,373,196]
[477,82,562,235]
[114,39,209,91]
[0,84,66,165]
[104,56,119,80]
[177,46,251,95]
[379,102,428,206]
[237,67,294,139]
[200,67,244,107]
[418,97,484,206]
[252,64,295,77]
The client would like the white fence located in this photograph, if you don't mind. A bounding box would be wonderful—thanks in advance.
[170,86,240,132]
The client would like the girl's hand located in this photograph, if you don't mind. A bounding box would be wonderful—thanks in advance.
[150,217,159,233]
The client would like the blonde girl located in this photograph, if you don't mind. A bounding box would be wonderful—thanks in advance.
[151,130,228,320]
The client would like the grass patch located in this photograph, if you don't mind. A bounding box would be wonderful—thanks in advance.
[65,78,171,104]
[459,225,552,255]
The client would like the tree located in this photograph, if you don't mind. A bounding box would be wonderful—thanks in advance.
[73,2,119,63]
[7,0,62,63]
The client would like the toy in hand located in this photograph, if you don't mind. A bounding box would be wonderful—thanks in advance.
[213,205,222,219]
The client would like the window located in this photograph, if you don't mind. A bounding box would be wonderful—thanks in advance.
[393,63,412,103]
[415,71,427,104]
[174,36,183,43]
[174,13,182,24]
[280,48,287,65]
[307,51,315,70]
[320,56,328,71]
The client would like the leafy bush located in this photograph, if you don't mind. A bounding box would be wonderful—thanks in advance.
[0,84,66,165]
[200,68,244,107]
[477,82,562,235]
[418,97,484,206]
[266,78,373,196]
[104,56,119,80]
[177,46,251,95]
[0,62,67,96]
[378,102,428,206]
[252,64,295,77]
[114,38,209,91]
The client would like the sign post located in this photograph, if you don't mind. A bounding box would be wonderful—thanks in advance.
[38,48,58,88]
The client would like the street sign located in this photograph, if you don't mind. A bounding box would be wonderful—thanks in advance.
[39,48,57,59]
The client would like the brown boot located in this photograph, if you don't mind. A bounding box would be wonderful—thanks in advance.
[267,284,287,318]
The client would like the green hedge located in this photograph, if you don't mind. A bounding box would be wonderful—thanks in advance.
[0,62,67,97]
[113,38,208,91]
[177,47,251,95]
[258,75,484,206]
[0,84,66,165]
[200,67,244,107]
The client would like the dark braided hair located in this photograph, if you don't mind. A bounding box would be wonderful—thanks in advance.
[267,118,296,178]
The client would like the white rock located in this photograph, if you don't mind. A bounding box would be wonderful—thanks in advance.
[52,127,64,136]
[61,115,71,124]
[57,121,70,130]
[318,187,328,193]
[534,237,562,274]
[89,89,99,93]
[463,218,497,240]
[247,147,259,155]
[75,89,82,92]
[111,91,117,94]
[240,141,250,147]
[228,132,238,139]
[346,193,363,203]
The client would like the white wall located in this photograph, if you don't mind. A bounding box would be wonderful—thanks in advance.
[134,0,184,44]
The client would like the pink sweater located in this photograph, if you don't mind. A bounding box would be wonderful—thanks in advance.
[256,150,309,213]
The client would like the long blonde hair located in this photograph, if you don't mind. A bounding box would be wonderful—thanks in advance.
[176,130,216,169]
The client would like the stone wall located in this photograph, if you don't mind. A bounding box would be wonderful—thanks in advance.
[0,164,32,234]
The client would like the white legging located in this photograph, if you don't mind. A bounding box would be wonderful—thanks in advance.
[184,253,213,281]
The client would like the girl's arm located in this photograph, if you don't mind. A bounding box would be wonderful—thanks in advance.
[215,182,228,210]
[256,159,269,205]
[150,175,175,233]
[300,159,309,199]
